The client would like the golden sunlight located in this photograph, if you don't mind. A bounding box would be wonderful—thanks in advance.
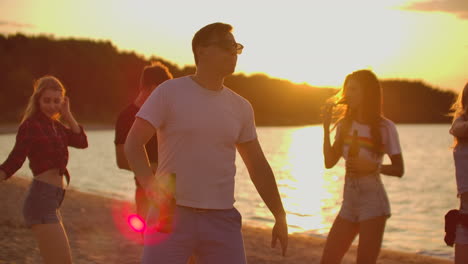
[235,1,418,87]
[2,0,467,90]
[280,126,344,234]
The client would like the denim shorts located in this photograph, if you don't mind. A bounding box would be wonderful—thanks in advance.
[142,205,246,264]
[338,172,391,222]
[23,180,66,228]
[455,196,468,245]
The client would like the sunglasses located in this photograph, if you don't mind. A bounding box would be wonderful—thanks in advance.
[204,40,244,55]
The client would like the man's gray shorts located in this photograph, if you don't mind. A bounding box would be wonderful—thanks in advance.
[142,205,246,264]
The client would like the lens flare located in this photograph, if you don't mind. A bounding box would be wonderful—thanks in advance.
[128,214,146,232]
[110,201,145,244]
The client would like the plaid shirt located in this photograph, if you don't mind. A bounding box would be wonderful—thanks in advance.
[0,111,88,183]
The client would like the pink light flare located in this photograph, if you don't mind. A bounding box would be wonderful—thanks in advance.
[128,214,146,232]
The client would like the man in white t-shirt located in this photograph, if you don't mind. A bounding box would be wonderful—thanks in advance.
[124,22,288,264]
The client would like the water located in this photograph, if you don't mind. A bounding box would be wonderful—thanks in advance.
[0,124,458,259]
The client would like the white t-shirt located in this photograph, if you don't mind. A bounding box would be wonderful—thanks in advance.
[137,76,257,209]
[335,118,401,163]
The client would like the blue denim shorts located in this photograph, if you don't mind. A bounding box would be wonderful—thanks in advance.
[23,180,65,228]
[338,172,391,222]
[142,205,246,264]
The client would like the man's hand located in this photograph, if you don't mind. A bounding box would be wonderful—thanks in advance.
[145,188,158,205]
[143,180,160,206]
[271,216,288,256]
[0,170,7,182]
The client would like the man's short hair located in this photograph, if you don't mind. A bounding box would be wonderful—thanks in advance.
[140,61,173,91]
[192,22,233,65]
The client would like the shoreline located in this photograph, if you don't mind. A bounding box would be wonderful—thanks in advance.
[0,122,452,135]
[0,177,452,264]
[0,123,116,134]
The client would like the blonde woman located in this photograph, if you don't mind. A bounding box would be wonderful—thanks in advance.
[0,76,88,263]
[449,82,468,264]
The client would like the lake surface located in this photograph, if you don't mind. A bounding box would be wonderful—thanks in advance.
[0,124,458,259]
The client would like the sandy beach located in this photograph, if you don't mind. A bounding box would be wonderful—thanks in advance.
[0,177,452,264]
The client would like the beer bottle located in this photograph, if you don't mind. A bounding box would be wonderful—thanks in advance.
[348,130,360,158]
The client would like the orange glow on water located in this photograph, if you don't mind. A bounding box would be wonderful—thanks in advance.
[282,126,341,233]
[252,126,345,234]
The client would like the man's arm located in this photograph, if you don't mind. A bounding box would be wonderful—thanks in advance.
[116,144,131,170]
[124,118,157,192]
[117,144,157,172]
[236,138,288,256]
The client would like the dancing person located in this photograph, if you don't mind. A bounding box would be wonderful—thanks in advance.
[448,82,468,264]
[115,61,173,221]
[321,69,404,264]
[124,22,288,264]
[0,76,88,264]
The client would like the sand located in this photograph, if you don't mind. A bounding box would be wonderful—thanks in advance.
[0,177,452,264]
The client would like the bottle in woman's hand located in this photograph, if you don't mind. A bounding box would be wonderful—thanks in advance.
[348,130,360,158]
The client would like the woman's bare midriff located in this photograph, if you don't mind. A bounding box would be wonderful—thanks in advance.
[34,168,66,189]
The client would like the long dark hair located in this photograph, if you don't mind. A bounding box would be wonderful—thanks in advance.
[330,70,383,153]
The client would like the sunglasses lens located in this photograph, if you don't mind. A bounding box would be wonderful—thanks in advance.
[236,43,244,54]
[205,41,243,54]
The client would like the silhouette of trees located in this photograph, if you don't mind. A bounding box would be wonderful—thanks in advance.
[0,34,189,124]
[225,74,336,125]
[381,80,455,123]
[0,34,457,125]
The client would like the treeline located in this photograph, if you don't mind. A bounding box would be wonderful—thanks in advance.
[0,34,457,126]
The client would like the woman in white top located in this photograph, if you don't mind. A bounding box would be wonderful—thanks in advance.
[321,69,404,264]
[449,82,468,264]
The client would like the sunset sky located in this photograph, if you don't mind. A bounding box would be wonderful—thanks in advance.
[1,0,467,92]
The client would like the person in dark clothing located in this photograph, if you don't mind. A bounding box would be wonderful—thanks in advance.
[448,82,468,263]
[114,61,173,222]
